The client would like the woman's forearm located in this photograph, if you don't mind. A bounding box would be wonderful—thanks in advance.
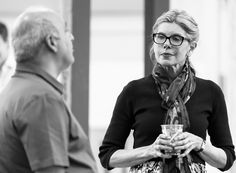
[109,134,180,168]
[199,141,227,169]
[109,145,154,168]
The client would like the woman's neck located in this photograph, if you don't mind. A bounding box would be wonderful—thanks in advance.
[163,63,184,79]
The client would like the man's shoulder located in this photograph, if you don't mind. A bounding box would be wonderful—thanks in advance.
[1,75,62,109]
[15,71,61,94]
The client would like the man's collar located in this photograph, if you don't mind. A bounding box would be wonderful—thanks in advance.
[16,62,64,95]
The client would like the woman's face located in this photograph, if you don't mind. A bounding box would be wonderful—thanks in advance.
[153,22,192,67]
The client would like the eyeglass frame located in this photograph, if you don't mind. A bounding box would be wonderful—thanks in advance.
[152,33,191,46]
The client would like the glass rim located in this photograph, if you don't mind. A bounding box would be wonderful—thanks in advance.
[161,124,184,127]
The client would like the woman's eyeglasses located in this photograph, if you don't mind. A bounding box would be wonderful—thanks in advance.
[152,33,190,46]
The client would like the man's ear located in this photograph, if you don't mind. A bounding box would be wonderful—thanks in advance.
[45,34,59,53]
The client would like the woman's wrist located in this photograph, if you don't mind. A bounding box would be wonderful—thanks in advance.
[196,138,206,153]
[146,144,157,158]
[147,143,168,159]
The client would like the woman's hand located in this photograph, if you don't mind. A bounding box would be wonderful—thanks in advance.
[109,134,174,168]
[170,132,203,157]
[149,134,174,159]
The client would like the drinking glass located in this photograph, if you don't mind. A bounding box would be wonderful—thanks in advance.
[161,124,183,155]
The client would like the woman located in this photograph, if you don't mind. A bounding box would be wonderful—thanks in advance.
[99,9,235,173]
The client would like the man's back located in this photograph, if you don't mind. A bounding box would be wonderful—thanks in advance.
[0,71,49,173]
[0,63,97,173]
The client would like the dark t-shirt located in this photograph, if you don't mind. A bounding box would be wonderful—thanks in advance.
[99,75,235,171]
[0,63,97,173]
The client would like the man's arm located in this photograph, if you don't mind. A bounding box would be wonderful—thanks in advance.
[15,95,69,171]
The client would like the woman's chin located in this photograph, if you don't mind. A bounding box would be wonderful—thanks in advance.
[158,60,174,67]
[157,58,185,67]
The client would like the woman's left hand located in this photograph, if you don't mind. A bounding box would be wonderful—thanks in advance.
[170,132,203,157]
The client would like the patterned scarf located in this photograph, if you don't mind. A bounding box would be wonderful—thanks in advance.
[152,58,196,172]
[152,58,196,131]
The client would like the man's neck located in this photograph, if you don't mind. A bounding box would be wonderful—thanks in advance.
[39,63,59,79]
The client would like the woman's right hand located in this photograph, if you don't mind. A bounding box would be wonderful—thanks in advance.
[109,134,173,168]
[149,134,173,159]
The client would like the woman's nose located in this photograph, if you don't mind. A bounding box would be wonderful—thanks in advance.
[163,39,171,49]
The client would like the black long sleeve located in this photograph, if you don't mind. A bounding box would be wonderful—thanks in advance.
[99,75,235,170]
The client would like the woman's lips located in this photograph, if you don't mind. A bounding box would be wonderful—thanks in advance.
[161,53,173,56]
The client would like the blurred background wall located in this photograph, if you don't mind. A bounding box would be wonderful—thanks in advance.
[1,0,236,173]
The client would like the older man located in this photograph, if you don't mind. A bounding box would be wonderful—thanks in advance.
[0,7,97,173]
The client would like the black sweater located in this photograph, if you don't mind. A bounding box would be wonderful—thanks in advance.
[99,75,235,171]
